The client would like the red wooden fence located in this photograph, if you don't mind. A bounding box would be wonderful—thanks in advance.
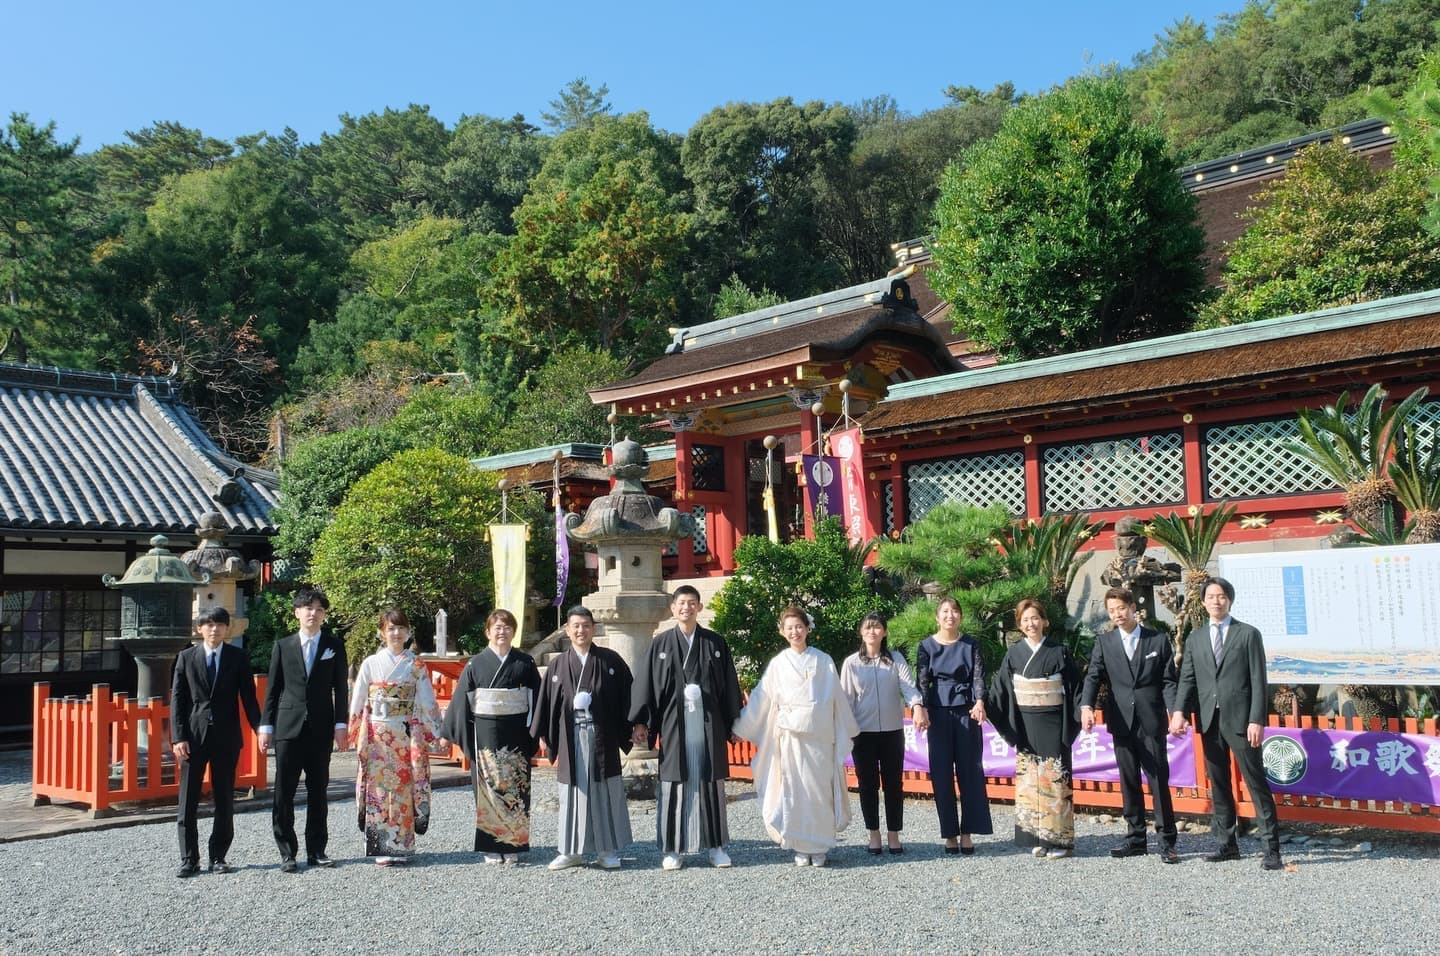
[32,680,269,816]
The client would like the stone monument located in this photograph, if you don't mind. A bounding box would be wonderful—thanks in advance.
[1100,516,1181,624]
[180,511,262,638]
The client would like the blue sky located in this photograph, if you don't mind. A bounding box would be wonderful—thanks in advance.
[8,0,1244,151]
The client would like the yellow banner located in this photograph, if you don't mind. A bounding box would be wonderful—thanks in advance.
[489,524,528,621]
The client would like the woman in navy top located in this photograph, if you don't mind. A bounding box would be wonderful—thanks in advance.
[915,596,992,853]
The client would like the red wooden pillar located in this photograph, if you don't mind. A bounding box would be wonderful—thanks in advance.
[674,431,696,576]
[1182,415,1204,509]
[1023,436,1042,520]
[711,435,746,571]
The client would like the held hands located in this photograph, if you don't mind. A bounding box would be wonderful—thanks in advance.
[333,727,349,752]
[1246,722,1264,748]
[912,705,930,732]
[172,741,190,761]
[257,731,272,752]
[1168,712,1190,737]
[631,722,649,749]
[969,700,986,724]
[1080,705,1095,732]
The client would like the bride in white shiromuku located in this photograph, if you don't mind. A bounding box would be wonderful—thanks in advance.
[733,605,859,867]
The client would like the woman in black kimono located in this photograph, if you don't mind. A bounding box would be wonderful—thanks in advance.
[442,609,541,863]
[986,598,1082,859]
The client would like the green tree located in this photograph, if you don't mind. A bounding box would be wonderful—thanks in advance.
[710,518,899,688]
[309,104,450,240]
[1371,52,1440,235]
[494,345,638,450]
[309,448,540,662]
[541,77,613,132]
[384,381,504,459]
[683,98,855,298]
[1202,143,1440,326]
[438,113,548,233]
[0,113,99,365]
[271,427,414,567]
[112,130,345,374]
[931,75,1206,361]
[708,274,784,320]
[488,112,690,355]
[90,120,234,209]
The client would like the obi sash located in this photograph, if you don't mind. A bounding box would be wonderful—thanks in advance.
[1014,674,1064,709]
[469,686,530,717]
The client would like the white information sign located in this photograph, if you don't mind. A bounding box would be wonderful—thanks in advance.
[1219,542,1440,684]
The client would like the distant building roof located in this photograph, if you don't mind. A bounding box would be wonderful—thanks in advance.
[0,363,278,538]
[862,288,1440,438]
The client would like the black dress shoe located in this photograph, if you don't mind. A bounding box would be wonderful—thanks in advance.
[943,844,960,855]
[889,846,906,855]
[1261,851,1284,871]
[1160,846,1181,864]
[280,858,299,874]
[307,854,336,868]
[1110,844,1147,858]
[176,862,199,879]
[1203,846,1241,863]
[959,845,975,856]
[867,846,883,855]
[209,860,235,874]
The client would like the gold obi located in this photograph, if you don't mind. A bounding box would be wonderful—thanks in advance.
[469,687,529,717]
[367,694,415,719]
[1013,674,1064,708]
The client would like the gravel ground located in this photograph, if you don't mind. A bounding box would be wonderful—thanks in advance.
[1,769,1435,956]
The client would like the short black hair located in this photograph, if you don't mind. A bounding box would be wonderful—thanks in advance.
[671,585,701,603]
[1202,576,1236,602]
[293,587,330,610]
[565,605,595,623]
[194,606,231,627]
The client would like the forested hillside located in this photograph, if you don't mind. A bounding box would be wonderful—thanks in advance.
[3,0,1438,464]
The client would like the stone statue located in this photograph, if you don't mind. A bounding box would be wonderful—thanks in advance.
[1100,516,1181,624]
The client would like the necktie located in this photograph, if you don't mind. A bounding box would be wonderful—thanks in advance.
[303,639,315,677]
[1123,631,1137,661]
[207,651,218,688]
[1211,623,1225,666]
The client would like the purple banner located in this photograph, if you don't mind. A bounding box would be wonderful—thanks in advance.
[1258,727,1440,803]
[851,721,1197,788]
[553,495,569,607]
[801,454,840,524]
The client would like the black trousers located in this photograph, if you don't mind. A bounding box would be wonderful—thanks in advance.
[1200,719,1280,852]
[272,728,333,861]
[1112,732,1177,848]
[176,739,240,865]
[851,730,905,832]
[926,706,992,838]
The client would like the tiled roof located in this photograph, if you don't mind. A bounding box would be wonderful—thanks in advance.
[0,363,278,537]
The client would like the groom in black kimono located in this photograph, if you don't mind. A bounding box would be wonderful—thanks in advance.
[630,586,743,871]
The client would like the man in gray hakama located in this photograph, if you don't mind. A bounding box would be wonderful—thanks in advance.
[532,607,635,870]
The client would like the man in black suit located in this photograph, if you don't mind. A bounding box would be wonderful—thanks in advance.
[1081,587,1179,863]
[1170,576,1282,871]
[257,587,349,873]
[172,606,261,877]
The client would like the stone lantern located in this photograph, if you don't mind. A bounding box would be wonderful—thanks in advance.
[104,535,210,748]
[181,512,262,639]
[565,438,693,796]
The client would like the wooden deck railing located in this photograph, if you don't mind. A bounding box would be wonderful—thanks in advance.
[727,711,1440,833]
[32,680,269,816]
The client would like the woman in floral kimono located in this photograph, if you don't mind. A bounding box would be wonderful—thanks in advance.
[349,609,442,866]
[986,598,1082,859]
[441,608,541,863]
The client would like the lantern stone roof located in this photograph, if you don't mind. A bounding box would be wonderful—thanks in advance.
[861,288,1440,439]
[0,362,278,538]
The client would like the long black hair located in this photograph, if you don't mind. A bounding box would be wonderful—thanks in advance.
[854,611,893,665]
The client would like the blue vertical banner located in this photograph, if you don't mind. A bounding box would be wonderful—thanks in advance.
[801,454,840,523]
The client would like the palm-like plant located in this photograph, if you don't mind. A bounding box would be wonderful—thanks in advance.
[1388,415,1440,544]
[997,512,1104,608]
[1285,384,1427,529]
[1146,503,1236,650]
